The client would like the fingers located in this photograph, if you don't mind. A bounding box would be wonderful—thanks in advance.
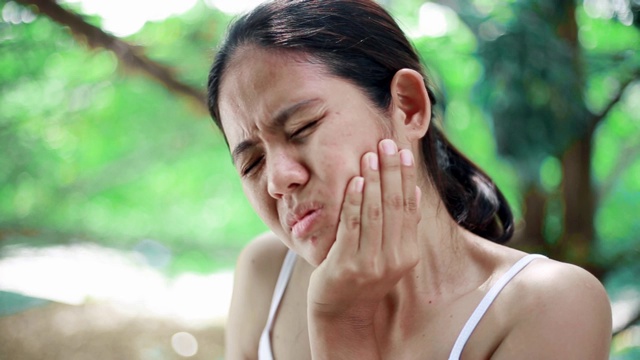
[399,148,420,219]
[378,140,405,250]
[335,139,420,261]
[332,176,365,258]
[398,148,420,255]
[358,152,383,252]
[358,139,419,254]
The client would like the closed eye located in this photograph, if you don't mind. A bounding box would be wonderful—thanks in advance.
[241,156,264,177]
[290,119,320,140]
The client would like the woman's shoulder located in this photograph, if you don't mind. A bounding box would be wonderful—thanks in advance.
[225,231,290,359]
[237,231,290,275]
[232,231,291,307]
[506,256,611,316]
[493,255,612,358]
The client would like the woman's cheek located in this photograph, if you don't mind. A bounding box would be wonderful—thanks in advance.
[243,183,279,227]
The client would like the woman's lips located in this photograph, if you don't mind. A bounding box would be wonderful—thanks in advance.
[291,209,322,239]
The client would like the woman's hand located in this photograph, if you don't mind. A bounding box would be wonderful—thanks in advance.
[307,139,422,359]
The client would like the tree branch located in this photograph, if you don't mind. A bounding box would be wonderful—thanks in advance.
[588,70,640,133]
[16,0,207,113]
[613,305,640,337]
[431,0,483,34]
[599,141,640,202]
[590,70,640,202]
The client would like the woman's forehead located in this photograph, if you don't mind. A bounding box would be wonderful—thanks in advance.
[221,48,320,101]
[218,48,332,138]
[222,46,322,87]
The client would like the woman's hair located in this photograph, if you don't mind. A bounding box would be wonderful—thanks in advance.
[207,0,514,243]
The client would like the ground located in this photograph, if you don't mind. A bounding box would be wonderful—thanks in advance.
[0,301,225,360]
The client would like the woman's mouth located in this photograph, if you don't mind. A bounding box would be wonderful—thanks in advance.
[291,209,322,239]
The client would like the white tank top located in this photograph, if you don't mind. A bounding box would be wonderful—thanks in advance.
[258,251,546,360]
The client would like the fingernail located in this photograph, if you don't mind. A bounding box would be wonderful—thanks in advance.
[368,153,379,171]
[354,177,364,193]
[381,139,397,155]
[400,150,414,166]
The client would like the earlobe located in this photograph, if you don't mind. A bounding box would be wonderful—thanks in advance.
[389,69,432,141]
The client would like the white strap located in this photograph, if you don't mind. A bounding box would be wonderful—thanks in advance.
[258,249,298,360]
[448,254,547,360]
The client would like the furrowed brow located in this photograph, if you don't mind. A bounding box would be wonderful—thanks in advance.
[231,99,321,164]
[271,98,321,130]
[231,139,256,165]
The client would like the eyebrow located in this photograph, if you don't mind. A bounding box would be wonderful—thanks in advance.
[231,98,321,164]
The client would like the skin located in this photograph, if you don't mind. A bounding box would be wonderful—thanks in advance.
[219,46,613,359]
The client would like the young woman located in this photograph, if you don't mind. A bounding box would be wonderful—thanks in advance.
[207,1,612,359]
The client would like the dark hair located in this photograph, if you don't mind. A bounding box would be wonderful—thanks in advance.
[207,0,513,243]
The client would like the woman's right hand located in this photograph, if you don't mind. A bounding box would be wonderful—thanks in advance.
[307,139,422,359]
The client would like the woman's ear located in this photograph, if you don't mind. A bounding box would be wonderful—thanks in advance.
[389,69,432,141]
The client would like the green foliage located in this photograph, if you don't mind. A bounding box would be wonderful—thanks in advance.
[0,0,639,355]
[539,156,562,191]
[474,0,591,181]
[0,2,266,274]
[1,0,638,288]
[411,11,525,220]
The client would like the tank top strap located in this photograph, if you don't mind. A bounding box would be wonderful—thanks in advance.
[448,254,548,360]
[258,249,298,360]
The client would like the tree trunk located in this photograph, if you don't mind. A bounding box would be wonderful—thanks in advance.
[560,137,595,267]
[513,185,547,252]
[555,0,603,277]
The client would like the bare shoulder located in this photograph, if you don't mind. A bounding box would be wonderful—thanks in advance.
[237,231,290,276]
[493,257,612,359]
[225,231,289,360]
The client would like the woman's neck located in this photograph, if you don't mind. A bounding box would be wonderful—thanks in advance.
[373,185,494,338]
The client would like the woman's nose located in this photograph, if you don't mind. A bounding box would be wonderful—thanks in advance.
[266,152,309,199]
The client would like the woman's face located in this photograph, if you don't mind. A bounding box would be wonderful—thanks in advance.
[218,47,389,266]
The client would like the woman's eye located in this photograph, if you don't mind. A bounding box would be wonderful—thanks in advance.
[241,156,264,177]
[290,120,319,139]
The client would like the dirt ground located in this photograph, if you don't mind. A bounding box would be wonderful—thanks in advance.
[0,302,225,360]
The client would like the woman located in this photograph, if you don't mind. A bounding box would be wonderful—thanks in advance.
[207,0,612,359]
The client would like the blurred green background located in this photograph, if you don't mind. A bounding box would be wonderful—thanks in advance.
[0,0,639,359]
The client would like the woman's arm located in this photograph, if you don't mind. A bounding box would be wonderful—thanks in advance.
[225,232,289,360]
[492,261,612,359]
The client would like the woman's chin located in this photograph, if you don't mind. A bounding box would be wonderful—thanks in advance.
[305,234,337,267]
